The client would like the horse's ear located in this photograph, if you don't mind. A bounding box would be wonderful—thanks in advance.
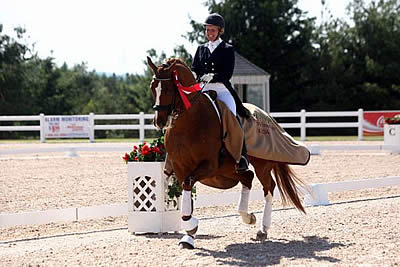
[147,56,158,73]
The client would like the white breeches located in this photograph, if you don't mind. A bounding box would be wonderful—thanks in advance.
[203,82,236,116]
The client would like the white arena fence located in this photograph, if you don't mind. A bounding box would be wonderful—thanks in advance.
[0,176,399,228]
[1,143,399,158]
[0,109,364,142]
[1,143,399,227]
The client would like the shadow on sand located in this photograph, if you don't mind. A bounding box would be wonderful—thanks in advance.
[195,235,349,266]
[142,233,224,241]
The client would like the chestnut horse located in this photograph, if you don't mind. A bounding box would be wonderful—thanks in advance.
[147,57,306,249]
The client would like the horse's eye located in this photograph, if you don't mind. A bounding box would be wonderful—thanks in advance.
[162,63,169,68]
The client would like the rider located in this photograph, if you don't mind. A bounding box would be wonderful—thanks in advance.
[191,13,252,176]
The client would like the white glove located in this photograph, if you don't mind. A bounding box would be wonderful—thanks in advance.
[200,73,214,83]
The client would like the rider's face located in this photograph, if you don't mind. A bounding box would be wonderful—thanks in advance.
[205,25,219,42]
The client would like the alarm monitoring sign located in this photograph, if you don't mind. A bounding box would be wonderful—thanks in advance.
[44,115,90,138]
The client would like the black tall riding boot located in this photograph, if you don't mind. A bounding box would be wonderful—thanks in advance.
[236,116,253,178]
[237,138,250,173]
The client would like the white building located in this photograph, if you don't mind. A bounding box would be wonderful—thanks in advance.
[231,52,271,112]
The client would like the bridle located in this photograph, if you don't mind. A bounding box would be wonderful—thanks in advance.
[152,75,177,114]
[152,70,205,115]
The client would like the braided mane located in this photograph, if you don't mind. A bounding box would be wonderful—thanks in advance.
[167,58,192,73]
[166,58,195,85]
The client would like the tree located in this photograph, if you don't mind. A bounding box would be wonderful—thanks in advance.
[0,25,35,114]
[347,0,400,109]
[187,0,317,111]
[313,0,400,110]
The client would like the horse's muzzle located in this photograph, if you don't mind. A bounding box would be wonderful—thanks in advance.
[153,104,170,111]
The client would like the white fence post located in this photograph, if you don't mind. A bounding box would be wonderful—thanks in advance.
[89,112,95,143]
[358,108,364,141]
[139,112,145,143]
[39,113,45,143]
[300,109,306,141]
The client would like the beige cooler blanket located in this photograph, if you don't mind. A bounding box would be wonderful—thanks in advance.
[221,101,310,165]
[164,101,310,175]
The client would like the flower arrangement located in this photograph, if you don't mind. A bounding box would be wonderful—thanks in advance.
[123,135,166,163]
[385,115,400,125]
[123,132,195,203]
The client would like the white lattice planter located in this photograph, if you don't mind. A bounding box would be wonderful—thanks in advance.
[127,162,181,234]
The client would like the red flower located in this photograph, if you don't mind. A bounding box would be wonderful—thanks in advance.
[123,135,166,162]
[122,153,130,161]
[141,145,150,155]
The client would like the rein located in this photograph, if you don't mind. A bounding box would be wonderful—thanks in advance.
[172,70,202,109]
[152,70,206,113]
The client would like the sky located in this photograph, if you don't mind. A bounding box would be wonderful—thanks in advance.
[1,0,357,75]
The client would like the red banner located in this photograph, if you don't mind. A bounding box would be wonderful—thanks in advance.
[363,111,400,136]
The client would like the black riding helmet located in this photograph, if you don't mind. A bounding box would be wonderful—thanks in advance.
[203,13,225,28]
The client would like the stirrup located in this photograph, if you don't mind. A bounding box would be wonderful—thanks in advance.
[236,156,249,172]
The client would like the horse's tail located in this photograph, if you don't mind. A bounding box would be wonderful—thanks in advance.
[272,163,306,213]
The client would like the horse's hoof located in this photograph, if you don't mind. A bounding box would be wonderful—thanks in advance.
[179,242,194,249]
[186,226,198,236]
[255,230,268,242]
[240,212,257,225]
[179,235,195,249]
[248,213,256,225]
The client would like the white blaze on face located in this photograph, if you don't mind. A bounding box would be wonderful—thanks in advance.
[154,81,162,116]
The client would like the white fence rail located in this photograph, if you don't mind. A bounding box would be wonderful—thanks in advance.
[0,109,364,142]
[0,112,157,143]
[1,176,399,228]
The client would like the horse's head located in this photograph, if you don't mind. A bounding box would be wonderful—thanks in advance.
[147,56,196,129]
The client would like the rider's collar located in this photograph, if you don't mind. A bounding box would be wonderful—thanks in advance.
[206,38,222,53]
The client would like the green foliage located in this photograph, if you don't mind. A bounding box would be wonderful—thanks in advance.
[185,0,400,112]
[0,25,36,114]
[167,175,197,202]
[188,0,317,111]
[2,0,400,137]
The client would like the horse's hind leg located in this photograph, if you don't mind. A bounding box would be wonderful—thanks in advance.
[249,157,276,241]
[256,190,273,241]
[238,184,256,225]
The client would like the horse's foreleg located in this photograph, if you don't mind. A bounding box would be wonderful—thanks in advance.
[177,161,217,249]
[238,184,256,225]
[256,191,273,241]
[179,189,198,249]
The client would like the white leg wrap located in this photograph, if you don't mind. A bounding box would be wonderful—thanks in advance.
[261,192,273,233]
[238,185,250,213]
[181,190,192,216]
[181,216,199,232]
